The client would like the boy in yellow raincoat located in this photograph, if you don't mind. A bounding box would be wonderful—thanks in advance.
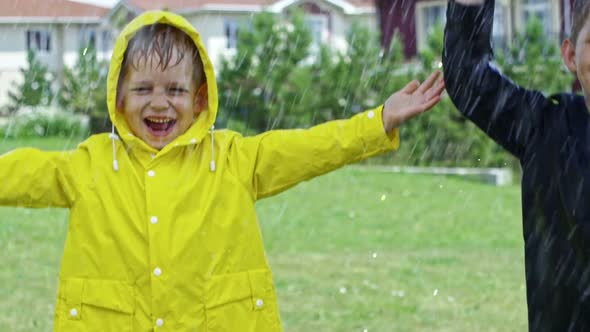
[1,11,444,332]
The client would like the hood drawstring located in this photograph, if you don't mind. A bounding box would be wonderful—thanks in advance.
[210,125,216,172]
[109,124,120,172]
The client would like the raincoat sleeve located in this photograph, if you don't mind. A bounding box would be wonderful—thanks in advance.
[236,106,399,200]
[0,148,81,208]
[443,0,546,158]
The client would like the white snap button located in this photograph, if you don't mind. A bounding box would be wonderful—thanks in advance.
[255,298,264,308]
[156,318,164,327]
[367,110,375,119]
[147,170,155,177]
[70,308,78,317]
[154,267,162,276]
[150,216,158,224]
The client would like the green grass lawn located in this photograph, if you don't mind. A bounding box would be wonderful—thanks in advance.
[0,138,527,331]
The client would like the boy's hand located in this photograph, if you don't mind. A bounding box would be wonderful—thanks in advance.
[382,71,445,132]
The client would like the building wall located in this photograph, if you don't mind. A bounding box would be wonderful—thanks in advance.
[0,22,107,108]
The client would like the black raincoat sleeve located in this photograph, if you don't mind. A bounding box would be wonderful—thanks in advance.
[443,0,547,159]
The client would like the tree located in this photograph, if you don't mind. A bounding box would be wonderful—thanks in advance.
[58,46,109,132]
[7,49,54,112]
[382,23,515,168]
[218,10,312,132]
[497,16,572,94]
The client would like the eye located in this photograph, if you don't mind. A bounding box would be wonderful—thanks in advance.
[168,87,188,95]
[131,86,151,94]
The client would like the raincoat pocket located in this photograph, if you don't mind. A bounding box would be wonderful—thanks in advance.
[205,270,281,332]
[56,278,135,332]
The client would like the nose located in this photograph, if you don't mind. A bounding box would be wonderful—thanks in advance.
[150,91,169,111]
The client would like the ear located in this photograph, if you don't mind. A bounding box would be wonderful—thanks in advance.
[562,38,578,75]
[193,83,208,114]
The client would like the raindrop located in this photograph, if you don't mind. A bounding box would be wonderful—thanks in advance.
[380,194,386,201]
[433,289,439,296]
[391,290,405,297]
[339,287,347,294]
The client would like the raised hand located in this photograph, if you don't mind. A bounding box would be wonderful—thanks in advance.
[382,71,445,132]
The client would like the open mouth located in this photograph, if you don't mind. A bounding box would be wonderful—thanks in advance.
[144,117,177,137]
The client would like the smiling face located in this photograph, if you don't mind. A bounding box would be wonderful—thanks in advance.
[119,49,205,150]
[116,24,207,150]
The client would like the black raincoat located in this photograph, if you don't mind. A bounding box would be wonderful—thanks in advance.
[444,0,590,330]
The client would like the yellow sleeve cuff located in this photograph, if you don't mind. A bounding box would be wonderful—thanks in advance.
[360,105,400,152]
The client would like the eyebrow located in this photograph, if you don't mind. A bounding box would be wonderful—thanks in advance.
[131,80,152,86]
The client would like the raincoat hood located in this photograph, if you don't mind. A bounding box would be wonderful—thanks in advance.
[107,11,218,154]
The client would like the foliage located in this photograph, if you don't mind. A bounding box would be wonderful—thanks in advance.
[496,16,571,93]
[383,24,516,168]
[218,10,313,132]
[0,106,88,138]
[7,50,54,113]
[58,46,109,117]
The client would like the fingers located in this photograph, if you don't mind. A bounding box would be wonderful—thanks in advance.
[417,71,442,94]
[425,78,445,101]
[400,96,441,122]
[401,80,420,94]
[421,94,442,112]
[401,91,443,120]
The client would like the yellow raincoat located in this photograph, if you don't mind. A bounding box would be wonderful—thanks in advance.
[1,11,399,332]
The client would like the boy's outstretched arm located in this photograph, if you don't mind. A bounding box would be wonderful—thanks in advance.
[233,72,444,200]
[0,148,80,208]
[443,0,547,158]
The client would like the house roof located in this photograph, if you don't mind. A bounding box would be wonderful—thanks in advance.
[124,0,373,14]
[0,0,109,22]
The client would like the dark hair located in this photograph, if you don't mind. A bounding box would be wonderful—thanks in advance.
[571,0,590,44]
[118,23,205,89]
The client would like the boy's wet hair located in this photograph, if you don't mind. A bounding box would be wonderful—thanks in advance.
[119,23,205,88]
[571,0,590,44]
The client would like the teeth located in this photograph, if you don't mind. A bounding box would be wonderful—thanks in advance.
[147,118,173,124]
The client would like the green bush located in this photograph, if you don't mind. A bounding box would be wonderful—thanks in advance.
[58,46,108,117]
[7,50,54,113]
[0,106,88,139]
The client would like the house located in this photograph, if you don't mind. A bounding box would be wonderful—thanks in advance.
[0,0,111,107]
[0,0,377,108]
[106,0,377,69]
[377,0,573,58]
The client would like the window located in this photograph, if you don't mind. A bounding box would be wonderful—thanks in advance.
[416,2,446,50]
[304,15,328,47]
[493,4,508,49]
[26,30,51,52]
[522,0,552,35]
[101,30,111,53]
[80,28,96,49]
[422,4,446,38]
[225,21,239,49]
